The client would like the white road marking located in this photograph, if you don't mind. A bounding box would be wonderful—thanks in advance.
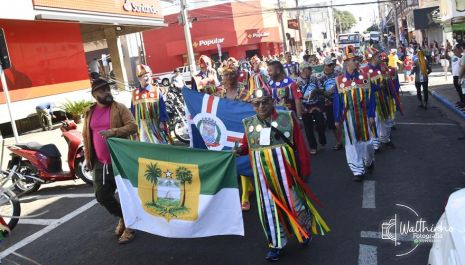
[18,218,59,226]
[396,122,457,126]
[0,200,97,259]
[362,181,375,209]
[11,251,42,265]
[20,193,95,201]
[358,244,377,265]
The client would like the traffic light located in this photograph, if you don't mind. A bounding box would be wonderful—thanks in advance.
[0,28,12,69]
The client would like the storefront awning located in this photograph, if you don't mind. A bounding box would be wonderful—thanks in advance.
[35,10,166,28]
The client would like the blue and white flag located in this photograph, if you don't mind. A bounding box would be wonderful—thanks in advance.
[182,87,254,177]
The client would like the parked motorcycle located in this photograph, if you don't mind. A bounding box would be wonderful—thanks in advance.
[164,87,190,144]
[6,120,92,194]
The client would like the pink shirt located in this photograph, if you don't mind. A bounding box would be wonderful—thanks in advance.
[90,105,111,164]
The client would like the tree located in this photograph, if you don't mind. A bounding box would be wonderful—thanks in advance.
[334,9,357,33]
[366,24,380,32]
[175,167,193,207]
[144,163,162,205]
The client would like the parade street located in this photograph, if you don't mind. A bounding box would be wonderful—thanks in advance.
[1,80,464,265]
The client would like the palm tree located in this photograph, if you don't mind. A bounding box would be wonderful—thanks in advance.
[144,163,162,205]
[175,166,193,207]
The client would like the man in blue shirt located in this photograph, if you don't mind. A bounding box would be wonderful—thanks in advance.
[35,102,54,131]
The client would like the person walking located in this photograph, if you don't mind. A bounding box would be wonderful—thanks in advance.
[235,77,329,261]
[82,78,138,244]
[333,45,376,181]
[411,49,432,109]
[283,51,300,80]
[318,57,343,150]
[35,102,54,131]
[450,44,465,108]
[296,63,326,154]
[131,64,170,144]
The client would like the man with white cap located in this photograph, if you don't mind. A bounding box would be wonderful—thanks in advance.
[318,57,343,150]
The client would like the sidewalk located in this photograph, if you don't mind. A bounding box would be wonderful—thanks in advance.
[398,65,465,120]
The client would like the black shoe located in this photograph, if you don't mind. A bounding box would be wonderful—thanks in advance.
[353,174,364,182]
[374,148,381,154]
[391,126,397,131]
[366,163,375,173]
[265,248,283,262]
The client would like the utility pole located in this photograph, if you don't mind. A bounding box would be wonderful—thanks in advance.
[180,0,196,73]
[393,0,400,47]
[277,0,288,52]
[295,0,304,52]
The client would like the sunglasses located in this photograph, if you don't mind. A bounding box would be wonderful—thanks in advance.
[326,63,334,67]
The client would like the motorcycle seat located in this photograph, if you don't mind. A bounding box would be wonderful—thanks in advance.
[16,142,62,158]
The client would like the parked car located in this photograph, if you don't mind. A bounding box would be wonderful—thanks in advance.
[428,188,465,265]
[369,31,380,43]
[153,66,196,87]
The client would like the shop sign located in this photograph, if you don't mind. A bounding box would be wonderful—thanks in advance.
[247,32,270,39]
[123,0,160,15]
[193,37,225,48]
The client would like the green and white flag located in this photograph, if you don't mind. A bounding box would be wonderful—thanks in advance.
[107,138,244,238]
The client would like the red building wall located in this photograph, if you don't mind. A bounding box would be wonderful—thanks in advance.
[143,1,281,73]
[0,19,89,103]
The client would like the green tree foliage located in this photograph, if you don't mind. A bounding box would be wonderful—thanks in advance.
[334,9,357,33]
[144,163,162,205]
[176,167,193,207]
[366,24,380,32]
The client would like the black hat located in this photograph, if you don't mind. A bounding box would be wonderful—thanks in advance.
[91,78,111,93]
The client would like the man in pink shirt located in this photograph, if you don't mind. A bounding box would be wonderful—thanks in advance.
[83,79,137,244]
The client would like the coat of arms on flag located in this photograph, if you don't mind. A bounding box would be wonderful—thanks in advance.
[138,158,200,221]
[108,138,244,238]
[190,92,244,151]
[182,87,257,177]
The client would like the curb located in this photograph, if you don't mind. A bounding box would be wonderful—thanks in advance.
[431,90,465,120]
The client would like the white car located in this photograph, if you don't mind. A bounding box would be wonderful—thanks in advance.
[153,66,195,87]
[428,188,465,265]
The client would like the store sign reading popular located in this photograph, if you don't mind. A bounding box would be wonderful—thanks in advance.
[123,0,160,15]
[193,38,225,48]
[247,32,270,39]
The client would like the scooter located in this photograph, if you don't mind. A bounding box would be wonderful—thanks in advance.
[6,120,93,194]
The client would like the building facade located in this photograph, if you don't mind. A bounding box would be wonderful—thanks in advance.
[0,0,165,125]
[143,0,286,73]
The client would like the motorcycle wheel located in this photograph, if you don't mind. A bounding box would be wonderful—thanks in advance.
[74,157,93,186]
[174,120,190,144]
[0,189,21,234]
[12,161,41,194]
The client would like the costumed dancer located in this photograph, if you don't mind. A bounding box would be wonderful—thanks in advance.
[132,64,170,144]
[191,55,221,95]
[333,45,376,181]
[317,57,343,151]
[380,51,404,129]
[267,60,301,114]
[360,48,396,151]
[235,74,329,261]
[283,51,300,80]
[220,59,254,211]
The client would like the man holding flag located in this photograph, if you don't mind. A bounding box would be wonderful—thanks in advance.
[235,74,329,261]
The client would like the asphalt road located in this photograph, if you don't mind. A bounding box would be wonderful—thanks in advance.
[1,85,464,265]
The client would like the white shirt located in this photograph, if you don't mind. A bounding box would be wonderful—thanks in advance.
[451,55,463,76]
[88,60,100,73]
